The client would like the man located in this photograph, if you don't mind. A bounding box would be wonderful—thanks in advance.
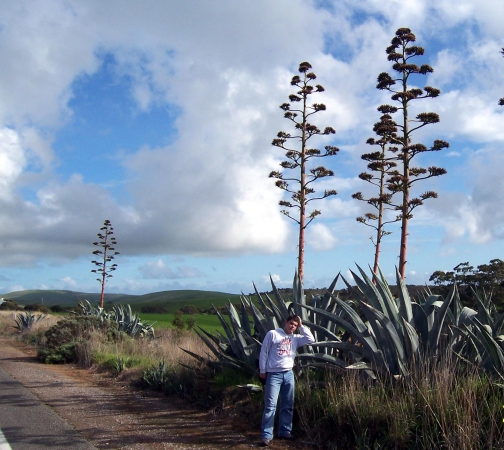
[258,314,315,447]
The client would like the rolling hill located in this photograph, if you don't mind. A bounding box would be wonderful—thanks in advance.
[0,289,241,312]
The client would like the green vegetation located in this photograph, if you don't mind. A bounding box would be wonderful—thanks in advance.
[430,259,504,309]
[0,289,240,310]
[139,313,228,334]
[3,270,504,449]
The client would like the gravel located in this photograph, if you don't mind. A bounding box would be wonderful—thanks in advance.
[0,339,303,450]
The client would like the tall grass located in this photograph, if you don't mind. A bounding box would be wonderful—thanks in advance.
[83,327,204,372]
[295,355,504,449]
[0,310,60,342]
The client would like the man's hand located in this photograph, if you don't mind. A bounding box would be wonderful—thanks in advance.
[259,373,267,379]
[295,315,302,327]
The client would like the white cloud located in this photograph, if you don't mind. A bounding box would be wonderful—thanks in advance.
[60,276,77,289]
[308,223,338,251]
[0,128,26,199]
[137,259,204,279]
[1,0,504,293]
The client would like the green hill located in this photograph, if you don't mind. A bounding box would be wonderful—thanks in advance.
[0,289,240,312]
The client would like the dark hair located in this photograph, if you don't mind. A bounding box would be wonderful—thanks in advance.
[285,314,300,325]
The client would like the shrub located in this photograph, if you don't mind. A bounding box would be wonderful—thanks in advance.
[0,299,23,311]
[38,315,119,364]
[179,305,200,314]
[24,304,51,314]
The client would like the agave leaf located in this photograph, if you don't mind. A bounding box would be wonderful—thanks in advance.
[346,361,372,370]
[308,340,376,361]
[359,301,406,375]
[473,318,504,371]
[352,266,387,313]
[249,301,271,339]
[193,329,224,359]
[237,384,263,392]
[301,319,341,342]
[320,274,340,308]
[402,318,420,362]
[494,311,504,336]
[368,267,406,343]
[226,303,250,360]
[473,289,493,328]
[268,275,291,318]
[341,274,365,303]
[451,283,463,324]
[428,287,454,356]
[458,307,477,327]
[302,303,380,358]
[296,353,348,368]
[213,306,241,358]
[263,291,286,325]
[239,298,252,337]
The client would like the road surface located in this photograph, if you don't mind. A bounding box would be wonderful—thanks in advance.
[0,365,96,449]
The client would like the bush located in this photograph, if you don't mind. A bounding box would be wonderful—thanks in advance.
[0,299,23,311]
[38,315,119,364]
[179,305,201,314]
[172,311,185,331]
[24,304,51,314]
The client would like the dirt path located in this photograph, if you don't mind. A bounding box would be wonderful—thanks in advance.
[0,339,305,449]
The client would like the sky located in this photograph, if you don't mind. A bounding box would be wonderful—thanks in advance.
[1,0,504,296]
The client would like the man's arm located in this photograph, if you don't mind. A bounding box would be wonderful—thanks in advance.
[259,330,273,378]
[296,321,315,346]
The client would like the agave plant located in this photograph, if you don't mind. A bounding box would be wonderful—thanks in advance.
[449,288,504,374]
[74,299,111,320]
[12,311,47,333]
[296,265,458,379]
[111,304,155,338]
[73,300,154,338]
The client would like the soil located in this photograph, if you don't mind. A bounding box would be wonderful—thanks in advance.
[0,338,308,449]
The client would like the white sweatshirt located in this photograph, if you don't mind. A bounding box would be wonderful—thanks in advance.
[259,325,315,373]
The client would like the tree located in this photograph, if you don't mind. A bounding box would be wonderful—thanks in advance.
[352,113,400,274]
[376,28,449,279]
[91,219,119,309]
[186,315,197,331]
[172,310,185,331]
[269,61,339,284]
[430,259,504,309]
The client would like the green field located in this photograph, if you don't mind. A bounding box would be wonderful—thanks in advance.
[139,313,232,334]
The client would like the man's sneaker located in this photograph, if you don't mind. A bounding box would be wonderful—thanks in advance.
[260,437,271,446]
[279,433,296,441]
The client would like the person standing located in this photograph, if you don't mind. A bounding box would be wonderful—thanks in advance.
[258,314,315,447]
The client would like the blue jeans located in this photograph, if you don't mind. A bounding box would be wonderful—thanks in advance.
[261,370,295,440]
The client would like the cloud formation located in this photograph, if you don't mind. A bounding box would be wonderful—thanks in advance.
[0,0,504,293]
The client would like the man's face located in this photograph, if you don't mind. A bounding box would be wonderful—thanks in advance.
[283,319,299,334]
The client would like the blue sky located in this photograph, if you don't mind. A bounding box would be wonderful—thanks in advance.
[1,0,504,296]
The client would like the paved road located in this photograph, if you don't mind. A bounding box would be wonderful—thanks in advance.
[0,365,96,450]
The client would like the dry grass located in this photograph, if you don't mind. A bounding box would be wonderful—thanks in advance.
[85,327,206,370]
[0,310,60,337]
[295,357,504,450]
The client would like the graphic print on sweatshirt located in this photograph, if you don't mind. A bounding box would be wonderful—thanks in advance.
[278,336,293,356]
